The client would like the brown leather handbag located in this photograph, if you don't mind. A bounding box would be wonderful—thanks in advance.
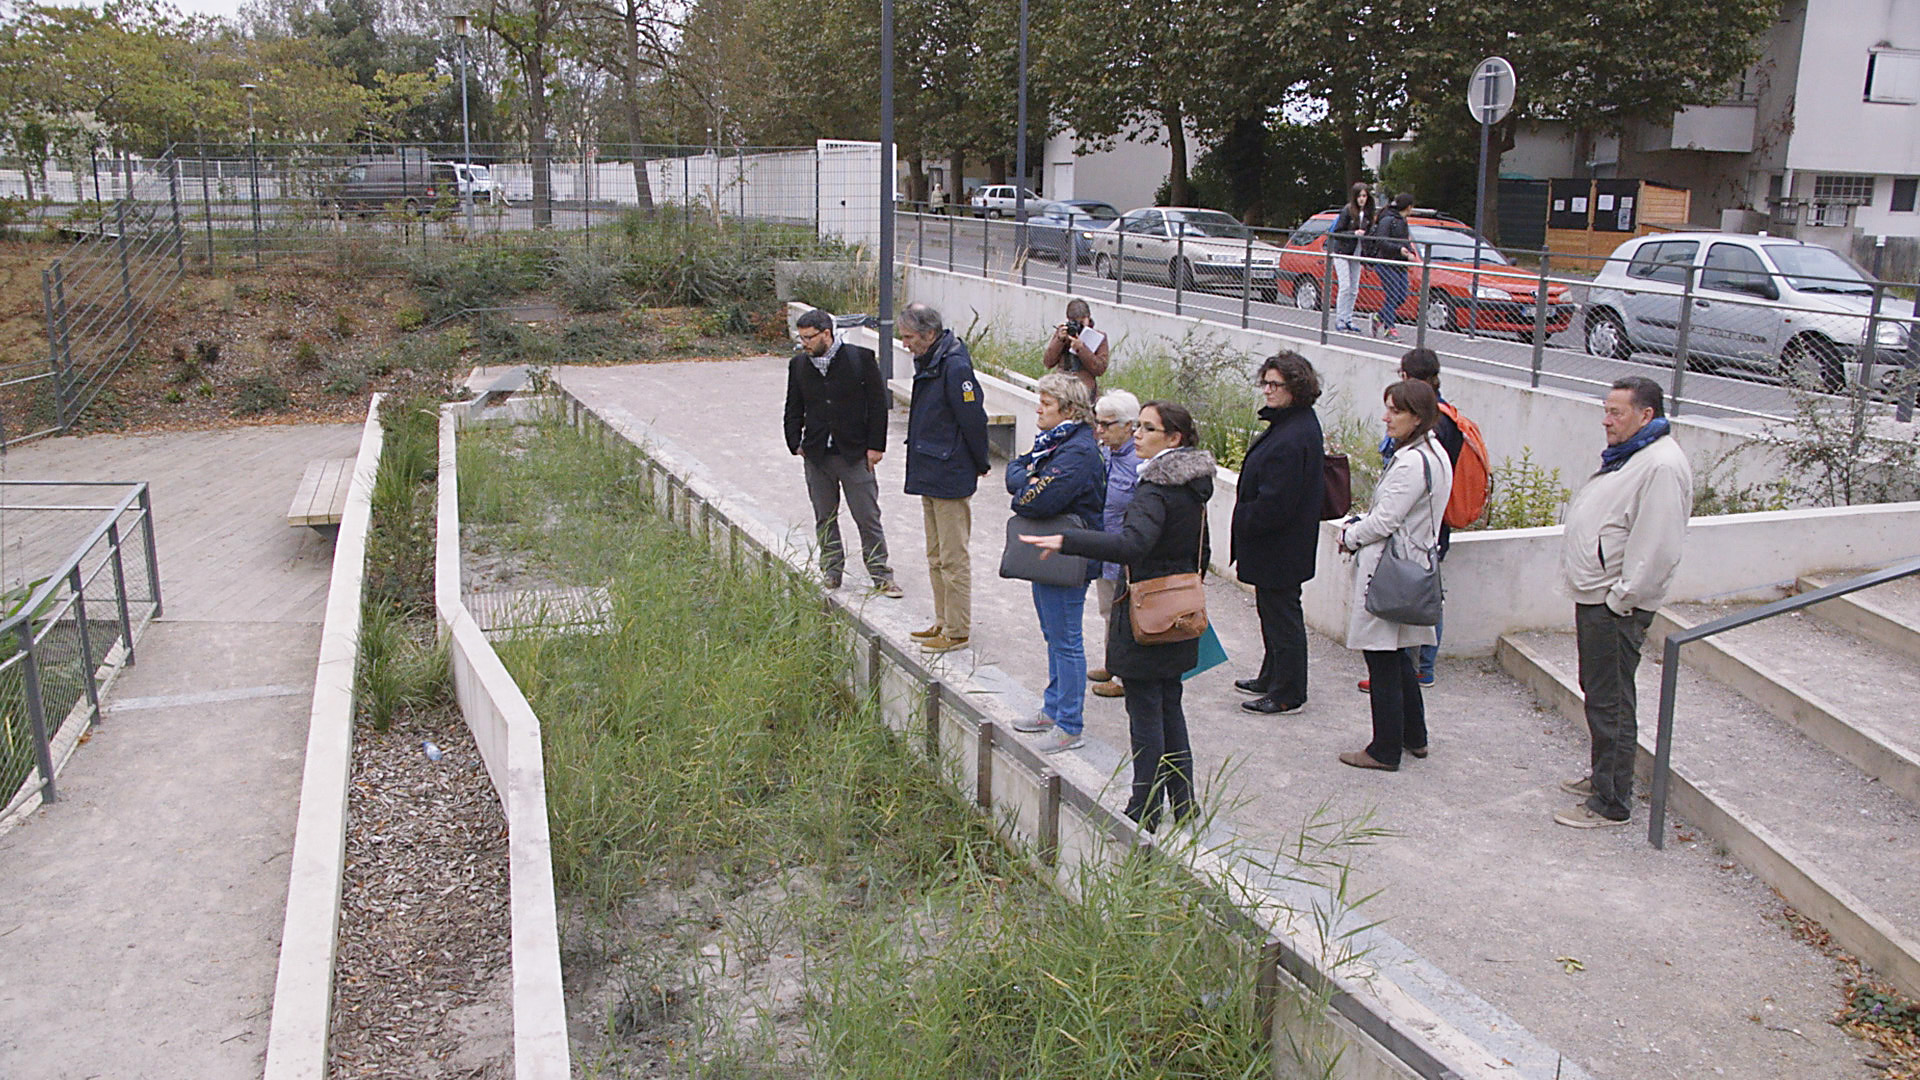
[1128,515,1208,645]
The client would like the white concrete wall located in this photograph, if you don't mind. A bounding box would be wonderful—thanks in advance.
[1787,0,1920,181]
[1043,125,1199,213]
[903,265,1782,495]
[434,405,573,1080]
[264,395,384,1080]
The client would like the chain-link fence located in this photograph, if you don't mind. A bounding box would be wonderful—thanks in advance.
[902,206,1920,425]
[0,482,161,817]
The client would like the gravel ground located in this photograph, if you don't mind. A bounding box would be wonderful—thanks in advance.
[328,708,513,1079]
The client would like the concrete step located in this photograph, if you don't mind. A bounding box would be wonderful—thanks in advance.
[1800,570,1920,664]
[1496,628,1920,999]
[1653,602,1920,807]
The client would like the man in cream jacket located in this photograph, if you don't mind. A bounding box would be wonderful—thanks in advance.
[1556,376,1693,828]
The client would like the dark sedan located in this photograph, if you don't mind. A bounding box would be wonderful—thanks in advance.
[1025,200,1120,264]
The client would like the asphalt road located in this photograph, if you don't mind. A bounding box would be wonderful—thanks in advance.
[907,218,1841,425]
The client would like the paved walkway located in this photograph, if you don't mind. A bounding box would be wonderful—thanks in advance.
[0,423,360,1079]
[562,358,1870,1080]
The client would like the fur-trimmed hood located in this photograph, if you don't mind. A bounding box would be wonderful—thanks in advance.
[1140,446,1216,498]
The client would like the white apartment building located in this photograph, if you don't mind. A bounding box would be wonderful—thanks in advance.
[1612,0,1919,242]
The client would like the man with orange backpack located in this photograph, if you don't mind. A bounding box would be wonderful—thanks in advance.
[1361,348,1489,691]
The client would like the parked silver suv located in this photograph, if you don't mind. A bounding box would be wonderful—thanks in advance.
[1583,231,1913,392]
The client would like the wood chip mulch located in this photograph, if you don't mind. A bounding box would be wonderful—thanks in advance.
[328,709,512,1079]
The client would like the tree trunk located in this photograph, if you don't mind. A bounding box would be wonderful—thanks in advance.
[528,46,553,228]
[1339,122,1367,191]
[947,149,965,209]
[988,155,1006,185]
[1162,107,1189,206]
[622,0,655,209]
[907,157,927,203]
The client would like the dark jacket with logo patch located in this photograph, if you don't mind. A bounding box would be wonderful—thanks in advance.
[905,330,992,499]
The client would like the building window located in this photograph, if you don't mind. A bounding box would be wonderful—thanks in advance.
[1813,174,1875,205]
[1895,178,1919,213]
[1866,49,1920,104]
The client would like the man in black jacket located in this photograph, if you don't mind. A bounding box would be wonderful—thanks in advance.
[784,308,901,596]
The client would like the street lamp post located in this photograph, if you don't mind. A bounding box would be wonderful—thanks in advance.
[1013,0,1028,255]
[878,0,895,379]
[240,82,261,267]
[451,14,475,234]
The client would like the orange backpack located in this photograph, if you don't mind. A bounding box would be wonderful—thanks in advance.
[1438,402,1490,528]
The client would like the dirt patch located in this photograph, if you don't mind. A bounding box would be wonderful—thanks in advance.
[328,706,512,1079]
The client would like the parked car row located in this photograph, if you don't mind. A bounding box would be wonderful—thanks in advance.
[1001,197,1911,393]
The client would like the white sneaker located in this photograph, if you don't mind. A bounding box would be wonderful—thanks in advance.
[1033,729,1085,754]
[1012,712,1056,733]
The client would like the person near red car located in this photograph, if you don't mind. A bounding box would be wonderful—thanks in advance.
[1329,183,1377,334]
[1365,194,1416,340]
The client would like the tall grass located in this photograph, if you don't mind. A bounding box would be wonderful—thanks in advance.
[463,412,1378,1077]
[355,393,452,730]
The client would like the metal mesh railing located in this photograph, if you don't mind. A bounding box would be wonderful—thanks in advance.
[0,481,161,816]
[902,206,1920,425]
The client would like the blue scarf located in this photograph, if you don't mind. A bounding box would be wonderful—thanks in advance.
[1028,420,1083,462]
[1598,417,1670,473]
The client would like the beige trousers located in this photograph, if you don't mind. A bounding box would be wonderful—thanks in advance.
[921,496,973,637]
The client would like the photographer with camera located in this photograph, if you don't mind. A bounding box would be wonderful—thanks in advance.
[1043,298,1110,398]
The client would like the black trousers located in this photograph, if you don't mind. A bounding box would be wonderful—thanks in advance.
[1122,677,1194,831]
[1575,603,1653,821]
[1362,649,1427,767]
[1253,582,1308,704]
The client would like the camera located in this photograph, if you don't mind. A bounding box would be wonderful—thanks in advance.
[1064,319,1084,338]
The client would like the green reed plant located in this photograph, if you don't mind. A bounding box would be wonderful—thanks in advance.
[355,393,452,730]
[462,411,1382,1077]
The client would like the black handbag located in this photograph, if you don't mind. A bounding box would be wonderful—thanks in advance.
[1362,449,1443,626]
[1000,515,1089,587]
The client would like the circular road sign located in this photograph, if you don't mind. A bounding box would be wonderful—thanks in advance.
[1468,56,1516,125]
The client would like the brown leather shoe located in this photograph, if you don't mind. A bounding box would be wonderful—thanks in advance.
[1092,680,1125,698]
[910,624,943,640]
[1338,749,1398,772]
[1407,745,1429,759]
[1087,668,1113,683]
[920,634,970,654]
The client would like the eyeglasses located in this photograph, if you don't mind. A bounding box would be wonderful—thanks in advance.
[797,328,829,341]
[1137,422,1164,433]
[1259,379,1285,389]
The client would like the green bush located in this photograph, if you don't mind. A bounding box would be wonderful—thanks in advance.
[405,239,552,321]
[395,305,426,332]
[1480,449,1570,529]
[323,360,369,395]
[231,373,290,415]
[550,247,628,313]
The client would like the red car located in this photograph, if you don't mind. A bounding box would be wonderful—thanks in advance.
[1275,209,1576,336]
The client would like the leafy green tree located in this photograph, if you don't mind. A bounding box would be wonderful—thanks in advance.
[1041,0,1206,204]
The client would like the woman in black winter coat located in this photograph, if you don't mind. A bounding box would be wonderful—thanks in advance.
[1230,352,1325,715]
[1021,402,1216,832]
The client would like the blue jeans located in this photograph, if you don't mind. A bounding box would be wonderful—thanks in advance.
[1378,265,1409,330]
[1416,611,1443,678]
[1032,581,1089,735]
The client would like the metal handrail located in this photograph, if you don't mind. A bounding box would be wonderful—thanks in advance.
[0,482,155,642]
[1647,553,1920,846]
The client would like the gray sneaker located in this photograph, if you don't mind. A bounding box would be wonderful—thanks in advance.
[1012,712,1056,733]
[1554,804,1629,829]
[1560,776,1595,797]
[1033,728,1085,754]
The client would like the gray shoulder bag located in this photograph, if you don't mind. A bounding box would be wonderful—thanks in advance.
[1363,448,1443,626]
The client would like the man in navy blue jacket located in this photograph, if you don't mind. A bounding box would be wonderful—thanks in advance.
[898,303,991,653]
[785,308,900,596]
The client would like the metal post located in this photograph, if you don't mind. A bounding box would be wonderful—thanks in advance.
[114,193,135,347]
[737,145,746,222]
[1038,769,1061,866]
[1669,265,1698,417]
[1114,230,1124,304]
[878,0,896,381]
[459,29,475,235]
[138,485,162,618]
[68,567,101,721]
[923,679,941,761]
[1319,240,1333,343]
[1014,0,1029,264]
[1857,283,1885,395]
[1253,938,1286,1045]
[90,148,101,205]
[975,720,994,808]
[1530,253,1550,387]
[247,132,261,266]
[981,214,989,279]
[947,211,955,272]
[916,209,924,266]
[1241,233,1253,330]
[1173,223,1185,316]
[1897,290,1919,423]
[17,630,57,803]
[106,523,135,667]
[167,156,184,276]
[865,632,883,698]
[199,151,215,267]
[1064,213,1075,293]
[813,147,821,235]
[1647,638,1681,848]
[40,268,68,432]
[49,264,72,431]
[1413,242,1430,350]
